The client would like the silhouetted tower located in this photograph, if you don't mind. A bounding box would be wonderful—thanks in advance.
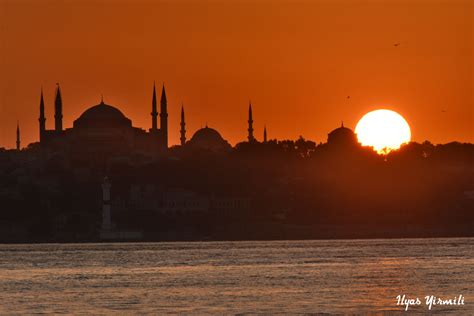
[39,88,46,142]
[16,121,20,151]
[151,82,158,131]
[263,125,267,143]
[180,104,186,146]
[248,102,255,142]
[160,84,168,148]
[54,83,63,132]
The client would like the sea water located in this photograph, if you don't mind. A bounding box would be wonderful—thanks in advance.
[0,238,472,314]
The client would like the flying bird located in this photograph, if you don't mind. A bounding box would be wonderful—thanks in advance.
[394,43,400,47]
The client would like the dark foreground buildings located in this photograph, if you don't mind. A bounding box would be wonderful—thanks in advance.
[0,84,472,242]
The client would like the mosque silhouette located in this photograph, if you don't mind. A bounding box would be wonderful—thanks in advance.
[18,83,358,160]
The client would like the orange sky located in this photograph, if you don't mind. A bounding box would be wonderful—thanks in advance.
[0,0,472,149]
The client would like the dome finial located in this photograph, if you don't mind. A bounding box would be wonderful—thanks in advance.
[100,94,104,104]
[341,120,344,127]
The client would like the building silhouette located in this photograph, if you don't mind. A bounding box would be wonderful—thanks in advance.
[187,126,232,152]
[248,102,255,142]
[327,121,359,147]
[31,82,360,161]
[16,122,20,151]
[37,83,170,163]
[38,88,46,143]
[34,83,265,159]
[2,83,472,243]
[180,104,186,146]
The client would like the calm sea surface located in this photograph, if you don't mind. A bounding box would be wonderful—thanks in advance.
[0,238,472,314]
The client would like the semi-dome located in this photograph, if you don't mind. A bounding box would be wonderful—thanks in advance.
[73,101,132,128]
[327,122,358,146]
[188,126,231,151]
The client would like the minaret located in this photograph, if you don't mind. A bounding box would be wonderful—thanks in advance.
[39,88,46,142]
[180,104,186,146]
[54,83,63,132]
[248,101,255,142]
[160,84,168,148]
[101,177,112,231]
[263,125,267,143]
[151,82,158,131]
[16,121,21,151]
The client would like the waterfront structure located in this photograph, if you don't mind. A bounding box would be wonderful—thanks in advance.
[116,184,251,216]
[100,176,143,241]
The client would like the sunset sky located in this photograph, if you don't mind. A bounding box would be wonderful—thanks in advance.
[0,0,472,148]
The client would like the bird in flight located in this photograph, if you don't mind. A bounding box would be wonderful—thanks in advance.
[394,43,400,47]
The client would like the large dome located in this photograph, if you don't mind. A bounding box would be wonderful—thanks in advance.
[73,101,132,128]
[188,126,231,151]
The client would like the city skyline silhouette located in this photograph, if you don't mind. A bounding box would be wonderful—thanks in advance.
[3,80,473,151]
[0,0,472,148]
[0,1,472,314]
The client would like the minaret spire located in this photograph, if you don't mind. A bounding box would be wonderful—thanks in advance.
[160,83,168,148]
[248,101,255,142]
[54,83,63,132]
[16,121,21,151]
[180,104,186,146]
[39,87,46,142]
[151,81,158,131]
[263,125,267,143]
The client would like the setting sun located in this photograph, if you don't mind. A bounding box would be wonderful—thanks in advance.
[355,109,411,154]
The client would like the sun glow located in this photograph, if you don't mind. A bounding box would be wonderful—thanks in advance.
[355,109,411,154]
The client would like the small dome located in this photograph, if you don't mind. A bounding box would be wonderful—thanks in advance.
[327,122,358,145]
[191,126,224,142]
[74,101,132,128]
[188,126,231,151]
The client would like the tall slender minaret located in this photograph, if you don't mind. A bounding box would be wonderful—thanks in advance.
[54,83,63,132]
[16,121,21,151]
[101,177,112,231]
[263,125,267,143]
[180,104,186,146]
[248,101,255,142]
[160,84,168,148]
[151,82,158,131]
[39,88,46,142]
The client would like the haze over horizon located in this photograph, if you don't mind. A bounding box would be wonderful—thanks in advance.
[0,0,472,149]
